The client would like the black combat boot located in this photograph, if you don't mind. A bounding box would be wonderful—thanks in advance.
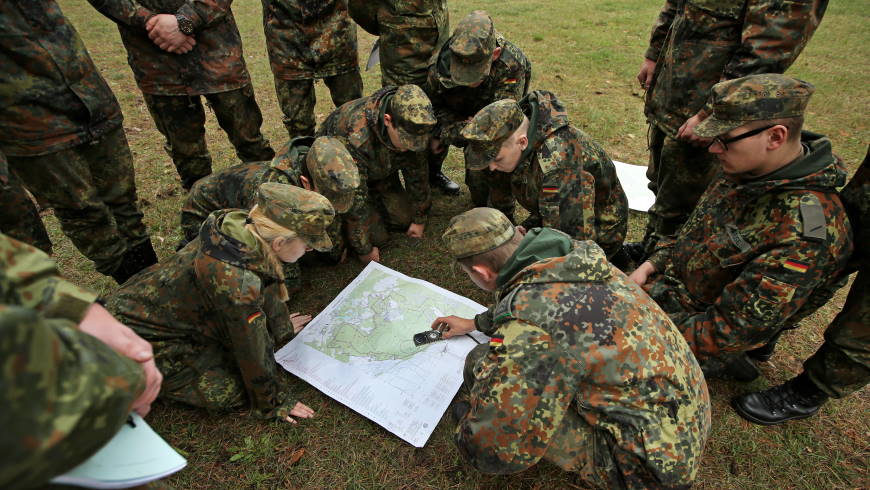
[731,373,829,425]
[111,239,158,284]
[430,170,460,195]
[702,353,760,382]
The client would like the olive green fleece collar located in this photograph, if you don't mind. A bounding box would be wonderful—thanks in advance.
[496,228,573,287]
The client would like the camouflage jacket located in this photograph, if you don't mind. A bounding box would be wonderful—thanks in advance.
[88,0,251,95]
[262,0,358,80]
[0,234,145,488]
[106,210,296,419]
[647,132,853,360]
[510,91,628,259]
[181,137,314,241]
[316,86,431,254]
[0,0,124,157]
[841,150,869,269]
[460,230,710,486]
[424,33,532,147]
[644,0,828,136]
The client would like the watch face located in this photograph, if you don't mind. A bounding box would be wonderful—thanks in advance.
[176,16,194,35]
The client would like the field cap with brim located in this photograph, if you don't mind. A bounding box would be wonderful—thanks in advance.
[694,74,814,138]
[461,99,524,170]
[255,183,335,252]
[390,85,436,152]
[306,136,359,214]
[442,207,516,259]
[448,11,496,86]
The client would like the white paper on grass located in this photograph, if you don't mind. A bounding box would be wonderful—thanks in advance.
[275,262,489,447]
[613,160,655,212]
[50,413,187,489]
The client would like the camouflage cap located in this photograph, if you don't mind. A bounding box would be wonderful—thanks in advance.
[390,85,436,152]
[255,183,335,252]
[695,74,814,138]
[448,11,496,86]
[306,137,360,214]
[442,207,516,259]
[461,99,525,170]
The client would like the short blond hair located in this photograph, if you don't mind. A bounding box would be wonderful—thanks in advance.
[245,204,299,301]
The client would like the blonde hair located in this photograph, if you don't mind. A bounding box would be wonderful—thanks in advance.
[244,204,299,301]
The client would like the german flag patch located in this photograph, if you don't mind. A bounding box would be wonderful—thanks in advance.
[489,336,504,346]
[542,186,559,194]
[783,259,809,273]
[247,311,263,323]
[504,78,518,84]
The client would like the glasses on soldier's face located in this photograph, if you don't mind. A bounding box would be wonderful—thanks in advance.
[708,124,776,151]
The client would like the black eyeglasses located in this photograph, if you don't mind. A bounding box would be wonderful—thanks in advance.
[708,124,775,151]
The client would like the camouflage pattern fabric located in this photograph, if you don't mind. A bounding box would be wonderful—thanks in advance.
[645,132,853,362]
[0,233,144,489]
[441,207,515,259]
[143,86,275,190]
[316,86,433,256]
[640,0,828,255]
[106,210,301,419]
[0,170,52,254]
[255,183,335,251]
[456,231,711,487]
[804,151,870,398]
[6,127,150,276]
[377,0,449,86]
[274,72,363,139]
[464,91,629,259]
[0,0,124,157]
[88,0,252,96]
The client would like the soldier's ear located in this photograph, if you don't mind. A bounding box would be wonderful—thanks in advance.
[299,175,312,191]
[270,236,287,253]
[383,113,394,129]
[767,125,788,150]
[491,47,502,62]
[517,133,529,151]
[471,264,498,283]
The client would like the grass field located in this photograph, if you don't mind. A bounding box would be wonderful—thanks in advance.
[51,1,869,488]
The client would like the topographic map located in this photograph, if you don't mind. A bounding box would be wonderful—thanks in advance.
[275,262,487,447]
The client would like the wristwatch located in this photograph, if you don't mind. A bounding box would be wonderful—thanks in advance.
[175,14,194,35]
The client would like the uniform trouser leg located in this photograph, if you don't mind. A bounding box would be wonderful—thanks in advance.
[154,341,247,412]
[275,78,317,140]
[464,150,515,219]
[323,69,363,108]
[371,172,414,231]
[803,270,870,398]
[143,92,212,190]
[0,175,52,254]
[377,8,447,86]
[7,127,148,275]
[643,125,718,253]
[205,85,275,163]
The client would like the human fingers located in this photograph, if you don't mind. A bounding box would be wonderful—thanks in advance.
[290,402,315,418]
[283,415,298,425]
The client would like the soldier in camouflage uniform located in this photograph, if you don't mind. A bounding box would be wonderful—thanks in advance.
[0,153,52,254]
[423,10,532,205]
[630,75,853,381]
[732,149,869,424]
[0,0,156,284]
[262,0,363,139]
[106,184,334,423]
[461,92,630,269]
[316,85,436,264]
[88,0,275,189]
[0,233,160,488]
[632,0,829,259]
[181,136,359,295]
[431,208,710,487]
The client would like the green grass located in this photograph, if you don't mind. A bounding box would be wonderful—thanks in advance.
[50,1,870,487]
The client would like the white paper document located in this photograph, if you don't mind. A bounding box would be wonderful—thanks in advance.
[275,262,488,447]
[613,160,655,212]
[50,413,187,489]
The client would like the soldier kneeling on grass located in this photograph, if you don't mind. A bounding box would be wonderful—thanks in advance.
[430,208,711,488]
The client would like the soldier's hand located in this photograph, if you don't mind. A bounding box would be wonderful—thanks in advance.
[406,223,424,239]
[516,225,527,236]
[132,358,163,418]
[430,137,445,154]
[146,14,196,54]
[628,261,657,287]
[637,58,656,90]
[359,246,380,264]
[677,112,712,146]
[80,303,154,362]
[283,401,315,425]
[289,312,312,334]
[430,316,475,339]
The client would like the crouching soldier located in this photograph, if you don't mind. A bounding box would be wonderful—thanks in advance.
[432,208,711,488]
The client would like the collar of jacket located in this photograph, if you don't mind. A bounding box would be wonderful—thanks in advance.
[516,90,571,169]
[198,210,280,279]
[365,86,402,152]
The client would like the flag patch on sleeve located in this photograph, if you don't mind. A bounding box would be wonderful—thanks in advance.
[783,259,809,273]
[247,311,263,323]
[489,336,504,346]
[504,78,518,84]
[542,186,559,194]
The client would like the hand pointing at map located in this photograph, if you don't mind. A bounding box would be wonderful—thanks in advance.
[430,316,475,339]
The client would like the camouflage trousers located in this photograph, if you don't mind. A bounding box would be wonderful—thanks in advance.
[804,269,870,398]
[5,127,149,275]
[461,344,668,489]
[425,147,515,215]
[368,172,415,237]
[275,71,363,139]
[143,85,275,190]
[378,3,449,86]
[642,125,718,254]
[0,174,52,254]
[153,340,247,412]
